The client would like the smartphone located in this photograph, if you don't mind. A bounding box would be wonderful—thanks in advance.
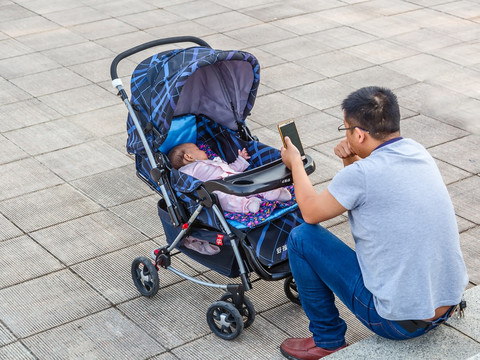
[278,120,305,158]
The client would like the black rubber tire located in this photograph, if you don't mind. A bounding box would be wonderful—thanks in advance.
[219,292,256,328]
[131,256,159,297]
[206,301,244,340]
[284,275,301,305]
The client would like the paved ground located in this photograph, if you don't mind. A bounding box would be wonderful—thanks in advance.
[0,0,479,359]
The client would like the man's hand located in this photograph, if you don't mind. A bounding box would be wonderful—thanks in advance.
[334,138,360,166]
[281,137,302,170]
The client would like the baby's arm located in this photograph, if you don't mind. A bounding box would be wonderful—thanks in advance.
[229,148,250,172]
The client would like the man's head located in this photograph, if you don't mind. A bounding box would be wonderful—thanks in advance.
[342,86,400,141]
[168,143,208,169]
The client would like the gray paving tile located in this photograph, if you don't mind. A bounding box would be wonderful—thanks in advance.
[307,26,377,51]
[429,42,480,67]
[457,216,477,234]
[11,67,91,97]
[38,84,119,117]
[433,1,480,20]
[165,0,229,20]
[262,36,335,61]
[0,270,110,338]
[23,308,165,359]
[16,28,86,52]
[172,316,288,360]
[0,98,60,132]
[30,211,148,266]
[0,184,102,233]
[270,12,340,36]
[0,135,28,165]
[296,51,373,78]
[430,136,480,174]
[71,18,137,41]
[87,0,157,17]
[0,235,64,289]
[435,159,472,185]
[302,149,343,185]
[69,56,136,84]
[42,41,115,67]
[119,9,183,30]
[0,15,59,38]
[389,28,462,52]
[0,38,33,60]
[0,323,16,347]
[0,78,31,106]
[401,115,470,149]
[448,176,480,224]
[242,3,305,22]
[43,5,109,27]
[284,79,354,111]
[195,11,262,33]
[67,104,127,139]
[4,118,94,156]
[225,23,296,48]
[0,4,35,22]
[344,39,418,65]
[110,195,164,238]
[145,21,216,43]
[14,0,82,15]
[72,241,199,304]
[291,111,344,147]
[459,226,480,284]
[334,65,418,91]
[71,165,153,208]
[327,325,480,360]
[395,83,480,134]
[0,213,23,242]
[0,158,63,201]
[0,342,35,360]
[313,4,379,25]
[35,139,132,181]
[0,52,61,80]
[251,92,317,126]
[117,276,223,349]
[261,62,325,91]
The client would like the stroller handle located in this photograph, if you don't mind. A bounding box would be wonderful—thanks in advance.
[110,36,211,80]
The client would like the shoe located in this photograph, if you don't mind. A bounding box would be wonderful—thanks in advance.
[245,197,261,213]
[280,337,347,360]
[263,188,292,202]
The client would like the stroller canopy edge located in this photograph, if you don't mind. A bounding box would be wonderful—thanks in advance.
[127,47,260,156]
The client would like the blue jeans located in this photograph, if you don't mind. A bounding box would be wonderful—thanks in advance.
[288,223,451,349]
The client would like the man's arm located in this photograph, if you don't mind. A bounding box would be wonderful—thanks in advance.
[281,137,347,224]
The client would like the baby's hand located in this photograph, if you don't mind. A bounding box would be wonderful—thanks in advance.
[238,148,251,160]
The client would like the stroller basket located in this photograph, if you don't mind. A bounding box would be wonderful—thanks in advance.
[111,36,315,340]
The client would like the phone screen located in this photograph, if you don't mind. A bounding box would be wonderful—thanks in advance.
[278,120,305,157]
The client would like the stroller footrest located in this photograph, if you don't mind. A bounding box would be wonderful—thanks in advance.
[203,155,315,196]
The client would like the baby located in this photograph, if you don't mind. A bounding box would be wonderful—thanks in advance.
[168,143,291,213]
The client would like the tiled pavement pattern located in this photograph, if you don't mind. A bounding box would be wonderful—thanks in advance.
[0,0,479,359]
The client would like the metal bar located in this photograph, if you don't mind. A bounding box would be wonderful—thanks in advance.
[167,266,228,290]
[166,204,204,252]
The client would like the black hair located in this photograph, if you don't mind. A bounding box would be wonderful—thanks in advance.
[341,86,400,140]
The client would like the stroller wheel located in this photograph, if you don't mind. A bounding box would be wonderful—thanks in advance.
[284,276,301,305]
[131,256,159,297]
[206,301,244,340]
[220,292,255,328]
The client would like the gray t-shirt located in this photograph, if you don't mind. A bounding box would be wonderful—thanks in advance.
[328,138,468,320]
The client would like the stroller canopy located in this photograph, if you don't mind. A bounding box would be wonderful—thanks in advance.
[128,47,260,154]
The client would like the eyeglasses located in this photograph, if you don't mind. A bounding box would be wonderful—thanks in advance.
[337,124,370,133]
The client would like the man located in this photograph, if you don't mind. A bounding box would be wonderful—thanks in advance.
[279,86,468,360]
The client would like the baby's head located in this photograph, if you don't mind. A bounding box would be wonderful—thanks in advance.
[168,143,208,169]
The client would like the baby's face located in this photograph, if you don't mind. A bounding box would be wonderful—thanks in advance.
[187,144,208,161]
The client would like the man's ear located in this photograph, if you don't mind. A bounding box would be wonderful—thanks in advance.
[355,127,367,144]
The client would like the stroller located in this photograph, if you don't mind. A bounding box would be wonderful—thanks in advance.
[110,37,315,340]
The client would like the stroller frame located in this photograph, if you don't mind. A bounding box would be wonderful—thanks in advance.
[111,37,314,339]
